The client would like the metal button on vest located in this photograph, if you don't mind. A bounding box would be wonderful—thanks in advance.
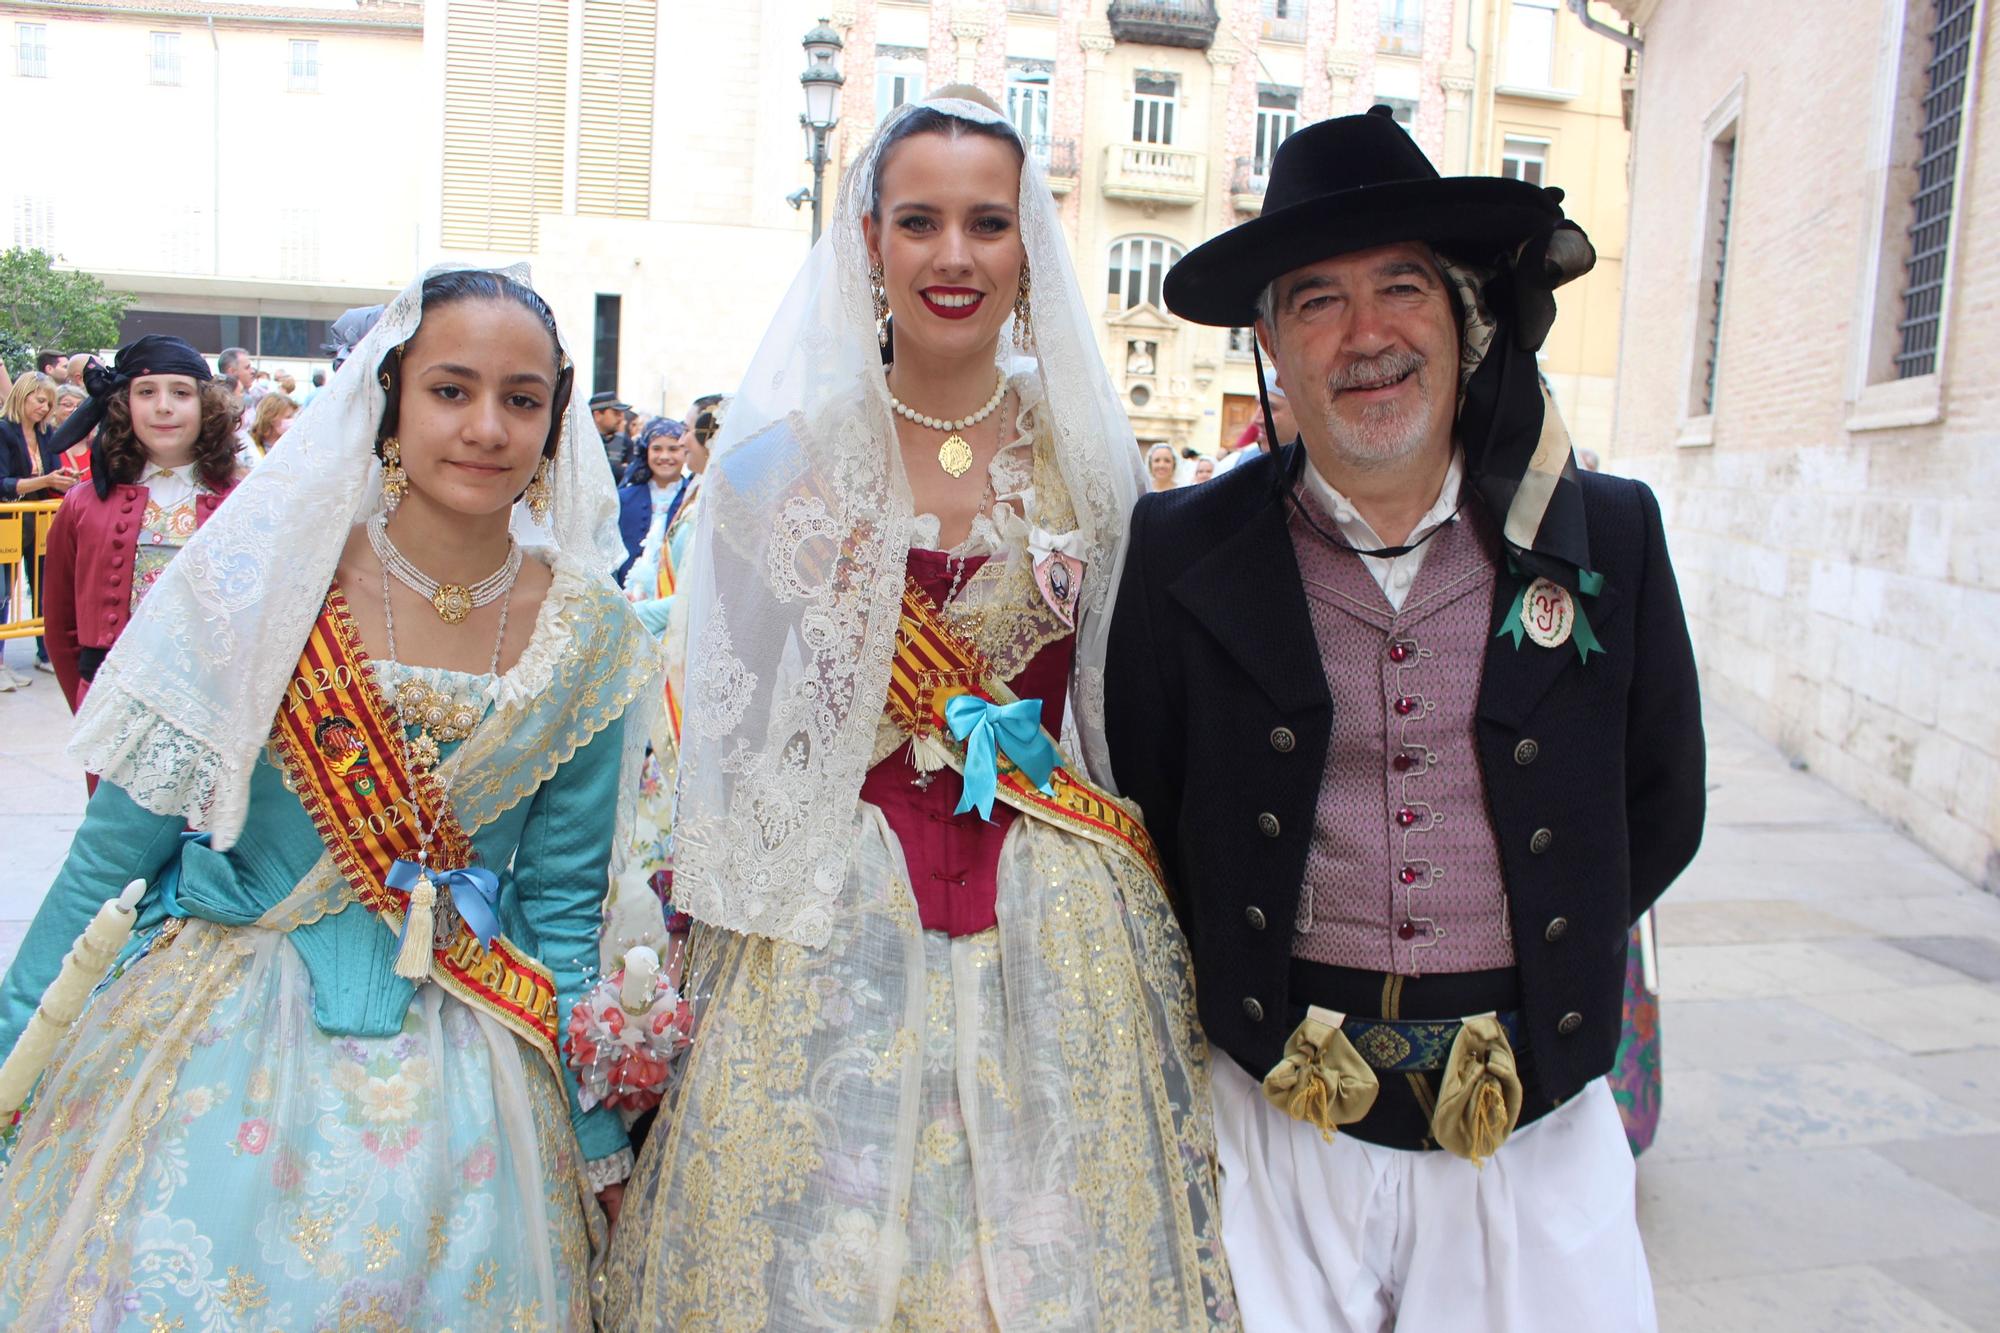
[1514,738,1540,766]
[1244,905,1267,931]
[1557,1011,1583,1036]
[1257,812,1281,838]
[1269,726,1296,753]
[1544,915,1569,942]
[1529,827,1555,855]
[1241,997,1265,1023]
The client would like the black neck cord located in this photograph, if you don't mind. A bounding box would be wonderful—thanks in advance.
[1284,484,1463,559]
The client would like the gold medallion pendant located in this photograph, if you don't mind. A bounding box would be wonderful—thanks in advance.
[431,583,474,624]
[937,433,974,479]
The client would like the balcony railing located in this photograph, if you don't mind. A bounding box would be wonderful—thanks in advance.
[1260,14,1306,43]
[1028,137,1080,193]
[1379,14,1423,54]
[1102,143,1205,206]
[1107,0,1220,50]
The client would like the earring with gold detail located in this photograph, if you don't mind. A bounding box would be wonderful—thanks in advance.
[871,264,891,349]
[523,457,554,523]
[1013,262,1034,351]
[379,437,408,512]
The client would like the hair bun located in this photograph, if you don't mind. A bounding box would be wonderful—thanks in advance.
[928,83,1003,116]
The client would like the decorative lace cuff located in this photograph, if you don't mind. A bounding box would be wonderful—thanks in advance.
[585,1147,635,1191]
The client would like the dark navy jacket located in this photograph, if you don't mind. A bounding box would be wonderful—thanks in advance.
[1105,443,1705,1114]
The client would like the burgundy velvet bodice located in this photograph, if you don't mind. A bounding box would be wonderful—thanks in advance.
[858,548,1077,936]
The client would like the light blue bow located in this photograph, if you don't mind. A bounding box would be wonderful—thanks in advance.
[387,859,503,950]
[945,693,1060,822]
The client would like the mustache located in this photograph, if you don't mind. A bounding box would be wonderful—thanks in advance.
[1327,349,1426,393]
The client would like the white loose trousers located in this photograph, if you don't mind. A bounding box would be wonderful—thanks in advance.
[1211,1053,1657,1333]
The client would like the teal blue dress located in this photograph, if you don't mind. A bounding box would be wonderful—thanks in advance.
[619,479,700,903]
[0,564,655,1331]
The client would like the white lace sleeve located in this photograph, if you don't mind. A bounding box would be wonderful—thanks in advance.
[586,1147,636,1191]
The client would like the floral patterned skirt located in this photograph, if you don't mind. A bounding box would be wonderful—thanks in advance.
[600,805,1240,1331]
[0,917,597,1330]
[1609,915,1663,1156]
[618,746,675,910]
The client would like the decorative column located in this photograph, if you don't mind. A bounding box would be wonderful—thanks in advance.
[1441,66,1476,174]
[1078,24,1117,359]
[1206,41,1242,231]
[1327,49,1366,115]
[950,13,988,86]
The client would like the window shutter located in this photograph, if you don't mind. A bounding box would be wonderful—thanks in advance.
[442,0,570,252]
[576,0,655,219]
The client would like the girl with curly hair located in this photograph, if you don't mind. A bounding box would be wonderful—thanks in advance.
[39,335,244,711]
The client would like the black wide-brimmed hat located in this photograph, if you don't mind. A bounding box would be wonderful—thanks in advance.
[1165,107,1566,328]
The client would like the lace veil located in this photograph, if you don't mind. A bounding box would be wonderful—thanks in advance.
[68,261,629,849]
[670,96,1143,949]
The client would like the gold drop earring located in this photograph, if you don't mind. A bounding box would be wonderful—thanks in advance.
[1013,262,1034,351]
[523,457,554,523]
[871,263,890,349]
[379,438,408,512]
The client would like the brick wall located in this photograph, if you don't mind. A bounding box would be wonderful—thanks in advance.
[1612,0,2000,886]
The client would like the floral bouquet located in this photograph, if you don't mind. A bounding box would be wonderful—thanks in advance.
[563,947,694,1114]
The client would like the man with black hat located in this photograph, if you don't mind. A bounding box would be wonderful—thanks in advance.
[590,389,636,477]
[1105,107,1703,1330]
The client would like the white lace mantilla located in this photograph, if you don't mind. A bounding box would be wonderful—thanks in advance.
[669,96,1144,950]
[66,260,629,849]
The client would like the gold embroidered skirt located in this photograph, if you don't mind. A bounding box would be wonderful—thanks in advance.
[0,918,597,1329]
[600,805,1239,1330]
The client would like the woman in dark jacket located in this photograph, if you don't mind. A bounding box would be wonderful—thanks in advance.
[0,371,79,684]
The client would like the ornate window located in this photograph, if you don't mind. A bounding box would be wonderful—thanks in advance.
[1106,236,1186,311]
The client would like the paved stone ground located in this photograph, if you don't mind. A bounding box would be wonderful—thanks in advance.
[2,661,1997,1331]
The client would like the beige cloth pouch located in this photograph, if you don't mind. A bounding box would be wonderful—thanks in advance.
[1262,1004,1381,1141]
[1430,1011,1524,1165]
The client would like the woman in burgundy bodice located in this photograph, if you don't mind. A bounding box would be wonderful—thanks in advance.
[604,89,1236,1330]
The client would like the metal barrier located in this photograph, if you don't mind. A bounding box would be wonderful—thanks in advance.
[0,500,61,642]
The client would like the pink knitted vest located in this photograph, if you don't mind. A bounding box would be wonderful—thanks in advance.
[1288,500,1516,975]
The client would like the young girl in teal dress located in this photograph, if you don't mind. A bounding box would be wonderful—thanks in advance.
[0,263,660,1328]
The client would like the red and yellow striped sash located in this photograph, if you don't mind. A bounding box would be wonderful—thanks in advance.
[891,577,1163,882]
[269,589,561,1072]
[654,525,683,744]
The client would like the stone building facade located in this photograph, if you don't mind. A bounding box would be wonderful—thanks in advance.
[2,0,423,373]
[822,0,1632,461]
[1608,0,1998,887]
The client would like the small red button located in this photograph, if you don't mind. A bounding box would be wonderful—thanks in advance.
[1396,807,1418,827]
[1395,696,1418,716]
[1400,866,1419,885]
[1389,642,1409,662]
[1397,921,1417,940]
[1393,754,1413,772]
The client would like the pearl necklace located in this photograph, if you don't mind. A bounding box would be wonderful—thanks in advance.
[888,369,1008,479]
[368,513,522,625]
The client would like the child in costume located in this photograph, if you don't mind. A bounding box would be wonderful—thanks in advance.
[0,264,659,1329]
[41,336,242,713]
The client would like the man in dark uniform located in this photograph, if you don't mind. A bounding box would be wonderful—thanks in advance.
[1107,108,1704,1331]
[590,389,636,477]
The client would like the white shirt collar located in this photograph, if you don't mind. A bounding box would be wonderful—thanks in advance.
[1301,449,1464,553]
[146,462,198,485]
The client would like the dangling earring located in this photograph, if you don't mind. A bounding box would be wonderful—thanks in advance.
[1013,262,1034,351]
[871,263,890,349]
[523,457,553,523]
[379,437,407,511]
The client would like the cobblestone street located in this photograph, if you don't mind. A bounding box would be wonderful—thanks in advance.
[3,674,1998,1331]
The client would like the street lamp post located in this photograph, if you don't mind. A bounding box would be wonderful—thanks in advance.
[798,21,845,245]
